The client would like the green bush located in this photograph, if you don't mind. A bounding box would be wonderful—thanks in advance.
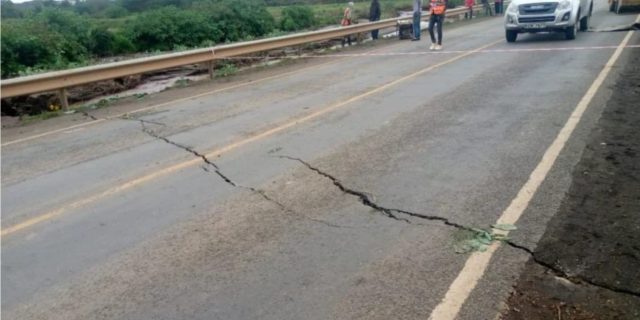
[127,0,278,51]
[0,19,84,78]
[111,33,136,54]
[102,4,129,18]
[280,5,316,31]
[447,0,463,8]
[0,8,134,78]
[88,28,115,56]
[33,9,92,59]
[192,0,275,42]
[215,63,238,77]
[124,6,222,51]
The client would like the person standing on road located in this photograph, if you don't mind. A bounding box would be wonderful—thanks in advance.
[481,0,494,16]
[494,0,503,15]
[341,2,355,47]
[369,0,381,40]
[412,0,423,41]
[465,0,475,19]
[428,0,447,50]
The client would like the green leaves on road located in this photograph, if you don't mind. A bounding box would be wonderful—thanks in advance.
[453,224,517,254]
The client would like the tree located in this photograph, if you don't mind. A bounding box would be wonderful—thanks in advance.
[1,0,22,18]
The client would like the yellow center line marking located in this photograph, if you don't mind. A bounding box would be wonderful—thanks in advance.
[0,44,395,148]
[1,39,502,238]
[428,14,640,320]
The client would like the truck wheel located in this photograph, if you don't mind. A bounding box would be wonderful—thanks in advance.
[616,0,622,13]
[566,13,578,40]
[580,15,589,31]
[506,30,518,42]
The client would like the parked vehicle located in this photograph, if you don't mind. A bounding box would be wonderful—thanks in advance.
[504,0,593,42]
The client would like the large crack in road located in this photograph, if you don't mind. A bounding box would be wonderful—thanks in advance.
[138,121,346,229]
[279,155,640,299]
[79,110,99,121]
[133,119,640,298]
[277,156,411,223]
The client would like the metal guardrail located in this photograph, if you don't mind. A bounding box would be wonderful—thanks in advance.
[0,5,486,102]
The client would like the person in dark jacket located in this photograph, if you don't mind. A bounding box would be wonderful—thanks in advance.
[494,0,503,15]
[369,0,381,39]
[481,0,493,16]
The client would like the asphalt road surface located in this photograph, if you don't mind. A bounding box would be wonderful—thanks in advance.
[2,3,639,319]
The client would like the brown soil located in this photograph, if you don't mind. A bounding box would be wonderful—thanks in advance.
[502,52,640,319]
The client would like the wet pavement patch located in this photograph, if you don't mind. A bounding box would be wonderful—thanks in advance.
[502,51,640,319]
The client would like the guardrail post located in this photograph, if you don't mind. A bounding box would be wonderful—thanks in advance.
[58,88,69,111]
[208,61,215,80]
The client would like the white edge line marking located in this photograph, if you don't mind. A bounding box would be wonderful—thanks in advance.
[428,14,639,320]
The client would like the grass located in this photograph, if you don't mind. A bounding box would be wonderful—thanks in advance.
[19,110,63,124]
[215,63,239,78]
[173,78,192,88]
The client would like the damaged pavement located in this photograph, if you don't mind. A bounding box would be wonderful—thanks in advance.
[2,8,639,320]
[140,119,640,303]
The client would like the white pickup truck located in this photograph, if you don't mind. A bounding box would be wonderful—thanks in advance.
[504,0,594,41]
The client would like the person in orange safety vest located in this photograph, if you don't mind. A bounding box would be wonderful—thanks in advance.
[428,0,448,51]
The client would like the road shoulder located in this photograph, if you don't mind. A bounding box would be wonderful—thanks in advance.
[502,49,640,320]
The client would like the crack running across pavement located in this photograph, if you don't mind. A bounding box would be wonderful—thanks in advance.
[278,156,411,223]
[129,117,167,127]
[79,110,99,121]
[281,155,640,299]
[504,240,640,298]
[139,120,224,174]
[138,123,345,229]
